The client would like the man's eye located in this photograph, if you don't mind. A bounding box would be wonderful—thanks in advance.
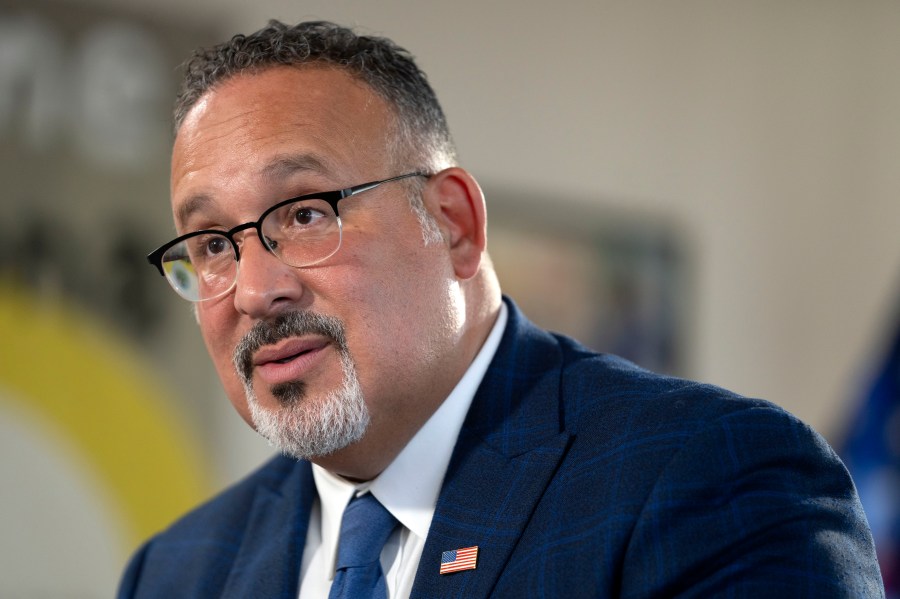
[206,236,229,255]
[292,206,326,226]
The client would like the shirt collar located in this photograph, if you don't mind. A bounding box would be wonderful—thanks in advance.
[312,302,508,565]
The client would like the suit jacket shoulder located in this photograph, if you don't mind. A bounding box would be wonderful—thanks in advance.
[118,455,314,599]
[411,299,884,598]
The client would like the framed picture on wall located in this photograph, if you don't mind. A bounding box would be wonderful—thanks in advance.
[486,185,691,377]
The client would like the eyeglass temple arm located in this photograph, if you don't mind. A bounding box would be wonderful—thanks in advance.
[342,172,430,198]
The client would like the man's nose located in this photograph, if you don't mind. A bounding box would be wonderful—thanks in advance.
[232,235,306,319]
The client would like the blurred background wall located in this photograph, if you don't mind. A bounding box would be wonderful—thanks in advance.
[2,0,899,596]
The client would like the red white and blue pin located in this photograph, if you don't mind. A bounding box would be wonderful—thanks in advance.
[439,546,479,574]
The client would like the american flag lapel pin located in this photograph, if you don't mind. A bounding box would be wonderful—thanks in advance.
[439,545,479,575]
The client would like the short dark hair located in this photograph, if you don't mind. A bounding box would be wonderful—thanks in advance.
[174,20,456,172]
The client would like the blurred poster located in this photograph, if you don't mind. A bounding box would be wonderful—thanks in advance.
[488,185,689,376]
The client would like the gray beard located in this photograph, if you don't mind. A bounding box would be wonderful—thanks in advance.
[232,311,369,459]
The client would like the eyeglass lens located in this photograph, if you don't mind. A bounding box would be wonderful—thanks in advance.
[160,197,342,302]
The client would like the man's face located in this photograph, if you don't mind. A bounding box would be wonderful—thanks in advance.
[170,66,465,470]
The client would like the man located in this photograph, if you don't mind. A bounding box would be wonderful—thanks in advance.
[120,20,884,598]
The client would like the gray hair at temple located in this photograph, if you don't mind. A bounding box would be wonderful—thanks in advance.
[172,20,457,175]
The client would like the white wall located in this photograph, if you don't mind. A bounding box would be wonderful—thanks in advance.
[46,0,899,454]
[172,0,900,440]
[66,0,900,436]
[32,0,894,441]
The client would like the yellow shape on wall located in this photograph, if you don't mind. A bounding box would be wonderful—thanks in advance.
[0,281,211,549]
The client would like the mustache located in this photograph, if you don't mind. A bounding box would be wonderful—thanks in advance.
[232,311,348,384]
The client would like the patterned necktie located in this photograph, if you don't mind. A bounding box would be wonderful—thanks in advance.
[328,493,399,599]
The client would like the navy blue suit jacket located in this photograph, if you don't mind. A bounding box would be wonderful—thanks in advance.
[119,299,884,597]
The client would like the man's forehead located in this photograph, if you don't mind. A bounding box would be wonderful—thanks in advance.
[177,65,376,129]
[170,66,397,227]
[172,66,390,168]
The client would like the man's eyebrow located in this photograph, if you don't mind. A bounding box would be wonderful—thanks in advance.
[175,154,332,227]
[261,153,331,183]
[176,193,213,228]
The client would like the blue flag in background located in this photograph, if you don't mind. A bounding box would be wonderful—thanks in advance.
[842,315,900,597]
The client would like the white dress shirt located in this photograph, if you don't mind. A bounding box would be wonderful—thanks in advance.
[298,303,508,598]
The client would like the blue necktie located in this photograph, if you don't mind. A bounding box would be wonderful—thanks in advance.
[328,493,398,599]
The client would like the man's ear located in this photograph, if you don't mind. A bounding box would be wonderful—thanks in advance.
[423,167,486,280]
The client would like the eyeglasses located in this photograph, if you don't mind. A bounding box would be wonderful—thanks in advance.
[147,172,428,302]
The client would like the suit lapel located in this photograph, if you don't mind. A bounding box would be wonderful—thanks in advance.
[411,300,572,598]
[222,458,316,599]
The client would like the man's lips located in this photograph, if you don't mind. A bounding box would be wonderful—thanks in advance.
[252,337,330,385]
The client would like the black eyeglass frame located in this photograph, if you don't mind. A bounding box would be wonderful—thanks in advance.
[147,171,429,278]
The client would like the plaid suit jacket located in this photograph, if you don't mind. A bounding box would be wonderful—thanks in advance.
[119,298,884,598]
